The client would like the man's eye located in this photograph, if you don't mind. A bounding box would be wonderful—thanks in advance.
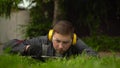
[63,41,69,44]
[56,40,61,43]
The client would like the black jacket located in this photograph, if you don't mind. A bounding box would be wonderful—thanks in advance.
[3,36,98,59]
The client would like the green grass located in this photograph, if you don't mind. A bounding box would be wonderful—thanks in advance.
[82,35,120,51]
[0,54,120,68]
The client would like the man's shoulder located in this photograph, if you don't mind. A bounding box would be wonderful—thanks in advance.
[25,35,50,45]
[36,35,47,39]
[31,35,48,41]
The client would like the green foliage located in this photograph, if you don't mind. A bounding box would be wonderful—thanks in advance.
[80,0,101,36]
[0,0,20,17]
[0,0,119,37]
[0,54,120,68]
[25,0,53,38]
[82,35,120,51]
[25,22,51,38]
[64,0,120,36]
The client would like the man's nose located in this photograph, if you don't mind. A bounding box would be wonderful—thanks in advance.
[58,43,63,49]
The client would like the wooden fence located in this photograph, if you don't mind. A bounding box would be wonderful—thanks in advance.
[0,10,30,43]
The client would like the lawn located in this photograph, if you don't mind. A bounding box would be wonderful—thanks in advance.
[0,54,120,68]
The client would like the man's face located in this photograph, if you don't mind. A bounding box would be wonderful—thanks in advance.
[52,32,72,54]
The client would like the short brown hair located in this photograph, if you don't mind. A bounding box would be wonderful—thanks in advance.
[53,20,74,35]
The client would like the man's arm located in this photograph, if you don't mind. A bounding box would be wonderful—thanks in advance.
[20,36,49,57]
[3,36,48,58]
[75,38,98,57]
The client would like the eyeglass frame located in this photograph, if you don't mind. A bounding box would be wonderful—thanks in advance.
[52,36,72,46]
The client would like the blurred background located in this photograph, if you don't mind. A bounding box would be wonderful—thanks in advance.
[0,0,120,52]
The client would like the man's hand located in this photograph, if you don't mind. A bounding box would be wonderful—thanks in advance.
[25,45,30,51]
[25,44,42,57]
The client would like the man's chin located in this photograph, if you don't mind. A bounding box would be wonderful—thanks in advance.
[56,50,65,54]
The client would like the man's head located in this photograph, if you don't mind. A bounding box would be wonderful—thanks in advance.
[51,20,75,54]
[53,20,74,36]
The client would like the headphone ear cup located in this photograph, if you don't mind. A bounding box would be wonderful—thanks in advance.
[48,29,54,41]
[72,33,77,45]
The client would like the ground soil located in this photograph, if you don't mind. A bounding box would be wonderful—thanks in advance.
[98,51,120,57]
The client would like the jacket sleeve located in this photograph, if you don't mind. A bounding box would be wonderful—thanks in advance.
[75,38,98,57]
[3,36,48,59]
[3,39,26,54]
[21,36,48,58]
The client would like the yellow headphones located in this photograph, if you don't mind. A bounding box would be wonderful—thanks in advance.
[48,29,77,45]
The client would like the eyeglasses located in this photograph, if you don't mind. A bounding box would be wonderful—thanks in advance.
[52,36,72,46]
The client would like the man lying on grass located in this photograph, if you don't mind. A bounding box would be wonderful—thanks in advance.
[3,20,98,60]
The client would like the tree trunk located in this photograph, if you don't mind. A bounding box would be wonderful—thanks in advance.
[53,0,64,25]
